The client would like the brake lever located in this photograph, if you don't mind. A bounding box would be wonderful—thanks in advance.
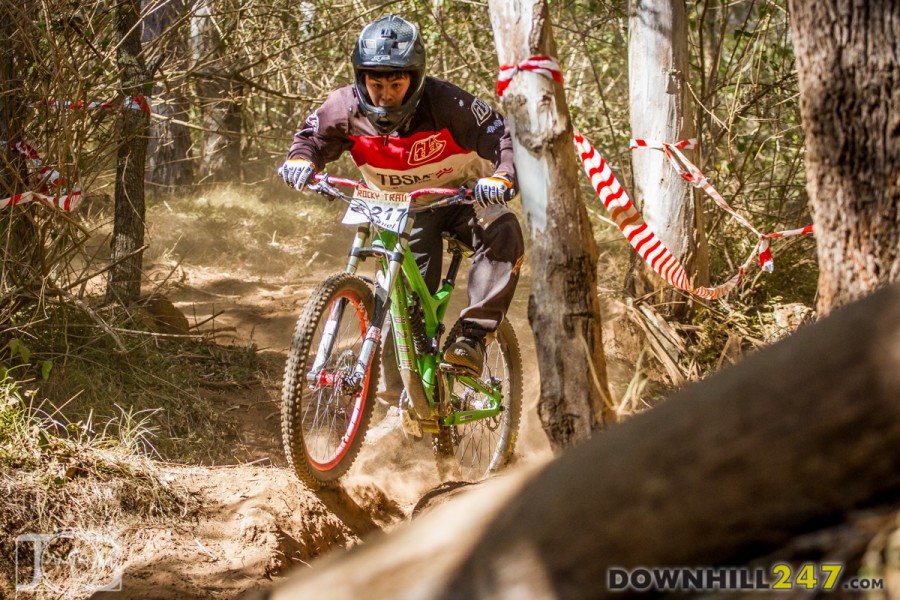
[308,175,339,202]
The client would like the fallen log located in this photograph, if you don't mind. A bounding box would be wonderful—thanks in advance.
[259,283,900,599]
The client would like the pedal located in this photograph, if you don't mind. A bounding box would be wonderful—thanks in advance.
[438,362,478,376]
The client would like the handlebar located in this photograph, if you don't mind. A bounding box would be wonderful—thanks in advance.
[308,173,475,212]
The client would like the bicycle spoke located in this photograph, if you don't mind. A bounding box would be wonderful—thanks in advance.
[438,323,520,481]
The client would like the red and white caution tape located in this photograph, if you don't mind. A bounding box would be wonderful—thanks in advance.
[0,190,82,211]
[765,225,814,238]
[497,57,814,299]
[630,138,815,274]
[41,95,152,114]
[497,56,563,97]
[123,95,152,114]
[632,137,763,235]
[577,134,750,299]
[1,95,150,211]
[631,138,774,268]
[1,140,82,211]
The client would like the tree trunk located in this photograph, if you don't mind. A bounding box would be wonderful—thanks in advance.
[191,1,242,184]
[488,0,616,450]
[625,0,708,318]
[0,3,39,293]
[0,5,25,201]
[106,0,151,306]
[788,0,900,314]
[265,282,900,600]
[143,0,194,191]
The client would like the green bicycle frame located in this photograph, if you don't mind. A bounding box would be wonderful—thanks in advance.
[342,222,503,428]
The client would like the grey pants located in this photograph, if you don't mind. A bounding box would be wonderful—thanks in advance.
[408,203,524,335]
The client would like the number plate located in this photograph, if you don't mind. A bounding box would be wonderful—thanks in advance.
[341,187,412,233]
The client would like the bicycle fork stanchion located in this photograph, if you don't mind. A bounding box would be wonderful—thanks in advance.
[344,225,370,275]
[351,325,382,388]
[308,302,344,378]
[306,224,372,384]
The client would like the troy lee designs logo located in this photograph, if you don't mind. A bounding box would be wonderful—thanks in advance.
[408,134,446,166]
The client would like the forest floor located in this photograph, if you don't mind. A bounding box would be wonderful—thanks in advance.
[100,198,556,599]
[3,181,839,599]
[6,185,585,599]
[6,180,836,599]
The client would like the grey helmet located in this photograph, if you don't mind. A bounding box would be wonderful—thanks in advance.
[351,15,426,135]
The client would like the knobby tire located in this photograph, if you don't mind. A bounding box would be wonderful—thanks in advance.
[281,273,380,489]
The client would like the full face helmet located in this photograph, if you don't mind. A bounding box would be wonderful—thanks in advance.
[351,15,426,135]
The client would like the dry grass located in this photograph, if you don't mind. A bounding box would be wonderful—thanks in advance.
[0,378,200,597]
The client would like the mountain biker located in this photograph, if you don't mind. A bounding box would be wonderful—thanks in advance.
[279,15,524,390]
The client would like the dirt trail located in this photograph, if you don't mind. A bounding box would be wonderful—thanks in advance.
[95,187,552,598]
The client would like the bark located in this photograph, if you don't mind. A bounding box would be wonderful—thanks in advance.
[263,282,900,600]
[788,0,900,314]
[143,0,194,190]
[625,0,708,318]
[0,3,39,291]
[106,0,151,306]
[0,6,25,199]
[191,1,242,184]
[488,0,616,450]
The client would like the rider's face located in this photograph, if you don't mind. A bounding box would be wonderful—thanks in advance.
[364,72,411,108]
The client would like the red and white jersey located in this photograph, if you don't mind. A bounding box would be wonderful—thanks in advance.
[288,77,516,193]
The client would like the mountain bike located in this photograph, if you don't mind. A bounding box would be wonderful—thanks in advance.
[281,174,523,490]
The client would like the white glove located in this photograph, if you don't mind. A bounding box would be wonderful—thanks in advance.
[474,173,514,207]
[278,158,315,190]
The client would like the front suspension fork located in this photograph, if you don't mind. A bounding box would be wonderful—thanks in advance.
[349,249,404,386]
[306,225,372,387]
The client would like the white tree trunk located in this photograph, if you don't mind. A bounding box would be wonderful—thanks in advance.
[191,1,242,183]
[487,0,616,449]
[626,0,708,317]
[143,0,194,190]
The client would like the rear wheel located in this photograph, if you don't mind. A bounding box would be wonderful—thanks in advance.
[282,273,380,489]
[434,318,523,480]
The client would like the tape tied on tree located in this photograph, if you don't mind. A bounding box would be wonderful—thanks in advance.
[40,95,152,114]
[497,56,563,97]
[496,58,814,299]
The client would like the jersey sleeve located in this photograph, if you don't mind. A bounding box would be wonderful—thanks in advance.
[287,88,355,171]
[429,80,517,189]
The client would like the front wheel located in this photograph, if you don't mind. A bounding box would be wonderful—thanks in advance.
[282,273,380,489]
[434,318,523,481]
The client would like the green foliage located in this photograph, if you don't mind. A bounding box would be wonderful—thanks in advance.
[686,0,810,296]
[7,338,31,364]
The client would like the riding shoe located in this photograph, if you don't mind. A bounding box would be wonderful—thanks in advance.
[443,335,486,374]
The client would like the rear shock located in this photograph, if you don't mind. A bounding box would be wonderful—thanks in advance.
[407,293,430,355]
